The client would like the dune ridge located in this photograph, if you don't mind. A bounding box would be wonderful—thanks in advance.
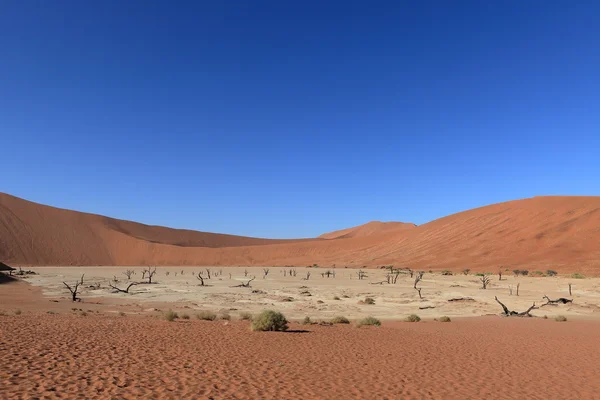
[318,220,416,239]
[1,193,600,273]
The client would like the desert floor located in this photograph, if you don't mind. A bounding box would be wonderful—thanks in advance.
[2,267,600,399]
[15,266,600,320]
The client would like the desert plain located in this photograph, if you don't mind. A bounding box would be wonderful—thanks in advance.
[2,265,600,399]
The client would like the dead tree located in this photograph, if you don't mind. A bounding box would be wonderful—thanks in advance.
[516,283,520,296]
[263,268,270,279]
[181,270,184,275]
[197,273,205,286]
[109,282,138,294]
[112,275,119,285]
[508,285,513,296]
[63,274,85,302]
[479,275,492,289]
[498,270,503,281]
[568,283,572,296]
[205,268,211,279]
[283,269,287,277]
[291,268,297,277]
[494,296,538,317]
[123,269,134,280]
[357,270,367,280]
[244,269,248,277]
[414,272,424,299]
[142,267,157,284]
[542,295,573,306]
[165,271,170,276]
[305,271,311,280]
[233,276,255,288]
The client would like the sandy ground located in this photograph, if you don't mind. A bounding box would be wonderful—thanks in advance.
[14,266,600,321]
[2,272,600,399]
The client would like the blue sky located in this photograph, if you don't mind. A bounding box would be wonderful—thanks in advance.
[1,1,599,238]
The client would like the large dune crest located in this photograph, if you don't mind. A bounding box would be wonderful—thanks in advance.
[1,193,599,273]
[319,221,416,239]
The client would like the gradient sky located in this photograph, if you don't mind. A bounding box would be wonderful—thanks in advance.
[1,1,599,238]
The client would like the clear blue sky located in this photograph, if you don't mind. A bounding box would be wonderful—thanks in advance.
[1,1,599,238]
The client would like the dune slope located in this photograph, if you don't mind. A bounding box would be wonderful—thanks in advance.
[318,220,416,239]
[1,193,600,273]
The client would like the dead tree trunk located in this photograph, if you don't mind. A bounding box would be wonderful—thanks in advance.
[480,275,492,289]
[542,295,573,306]
[63,274,85,302]
[233,276,255,287]
[197,274,205,286]
[414,272,424,299]
[123,270,134,280]
[205,268,211,279]
[516,283,520,296]
[109,282,138,293]
[568,283,572,296]
[142,267,157,284]
[263,268,270,279]
[494,296,538,317]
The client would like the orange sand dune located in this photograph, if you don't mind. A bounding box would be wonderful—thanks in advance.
[318,220,416,239]
[1,193,600,273]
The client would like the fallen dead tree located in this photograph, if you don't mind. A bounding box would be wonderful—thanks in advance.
[109,282,138,294]
[232,276,256,288]
[541,295,573,306]
[494,296,538,317]
[447,297,474,302]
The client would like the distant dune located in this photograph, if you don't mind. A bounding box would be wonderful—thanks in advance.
[318,221,416,239]
[1,193,600,273]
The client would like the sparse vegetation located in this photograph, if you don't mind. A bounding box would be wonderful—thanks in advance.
[164,310,179,321]
[546,270,557,277]
[404,314,421,322]
[533,271,544,276]
[570,273,585,279]
[441,270,453,276]
[251,310,289,331]
[181,313,190,320]
[79,311,88,317]
[220,312,231,320]
[357,316,381,327]
[555,315,567,322]
[363,297,375,305]
[239,312,253,321]
[333,296,341,300]
[302,316,312,325]
[439,316,451,322]
[330,316,350,324]
[14,309,22,315]
[197,311,217,321]
[520,270,529,276]
[118,311,126,317]
[462,269,470,275]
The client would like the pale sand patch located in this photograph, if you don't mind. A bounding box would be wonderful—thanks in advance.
[15,266,600,320]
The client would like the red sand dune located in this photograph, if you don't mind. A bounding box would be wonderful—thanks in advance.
[1,193,600,273]
[318,220,416,239]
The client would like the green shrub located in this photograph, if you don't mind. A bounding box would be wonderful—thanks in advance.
[180,313,190,320]
[14,309,22,315]
[251,310,289,331]
[330,316,350,324]
[571,273,585,279]
[302,316,312,325]
[520,270,529,276]
[513,269,521,276]
[220,312,231,320]
[357,316,381,327]
[533,271,544,276]
[438,316,451,322]
[475,273,485,277]
[239,312,253,321]
[555,315,567,322]
[196,311,217,321]
[164,310,179,321]
[546,270,557,277]
[441,270,453,276]
[363,297,375,305]
[404,314,421,322]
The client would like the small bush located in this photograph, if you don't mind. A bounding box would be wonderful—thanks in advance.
[181,313,190,320]
[302,316,312,325]
[220,312,231,320]
[118,311,126,317]
[404,314,421,322]
[543,315,548,319]
[474,272,485,277]
[520,270,529,276]
[513,269,521,276]
[251,310,289,331]
[438,316,451,322]
[342,295,350,298]
[164,310,179,321]
[316,300,324,304]
[363,297,375,305]
[571,273,585,279]
[441,270,453,276]
[14,309,22,315]
[462,269,470,275]
[330,316,350,324]
[546,270,557,277]
[197,311,217,321]
[555,315,567,322]
[333,296,341,300]
[533,271,544,276]
[357,316,381,327]
[80,311,88,317]
[239,312,253,321]
[46,310,56,315]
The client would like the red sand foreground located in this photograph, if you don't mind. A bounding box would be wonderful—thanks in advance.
[2,287,600,399]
